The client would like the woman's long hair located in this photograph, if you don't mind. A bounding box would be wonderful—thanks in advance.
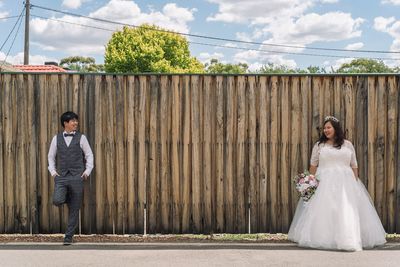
[318,117,345,148]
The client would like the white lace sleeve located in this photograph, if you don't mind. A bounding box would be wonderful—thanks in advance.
[310,142,320,167]
[346,140,358,168]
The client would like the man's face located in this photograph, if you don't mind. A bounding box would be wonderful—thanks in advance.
[64,118,78,132]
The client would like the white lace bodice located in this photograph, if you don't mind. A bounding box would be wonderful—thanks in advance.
[310,140,358,169]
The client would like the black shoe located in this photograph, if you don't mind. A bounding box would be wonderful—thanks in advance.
[63,236,73,245]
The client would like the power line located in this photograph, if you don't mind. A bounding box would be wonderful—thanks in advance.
[1,8,25,66]
[31,13,400,61]
[0,15,23,20]
[0,8,25,52]
[30,3,400,55]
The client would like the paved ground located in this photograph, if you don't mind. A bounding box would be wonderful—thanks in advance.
[0,242,399,267]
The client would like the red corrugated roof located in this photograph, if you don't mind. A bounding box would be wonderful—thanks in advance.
[12,65,67,72]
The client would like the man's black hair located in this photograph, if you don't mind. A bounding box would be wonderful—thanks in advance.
[60,111,79,128]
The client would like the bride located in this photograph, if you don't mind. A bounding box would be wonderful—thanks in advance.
[288,116,386,251]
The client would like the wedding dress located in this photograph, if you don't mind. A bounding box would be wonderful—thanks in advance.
[288,140,386,251]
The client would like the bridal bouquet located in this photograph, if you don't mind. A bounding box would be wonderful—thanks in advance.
[293,171,319,201]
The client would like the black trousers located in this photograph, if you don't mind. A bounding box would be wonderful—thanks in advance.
[52,174,83,237]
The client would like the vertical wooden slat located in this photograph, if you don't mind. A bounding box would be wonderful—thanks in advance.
[376,76,387,225]
[301,76,312,168]
[171,75,181,233]
[311,77,322,142]
[3,74,15,232]
[126,76,136,233]
[236,76,246,233]
[355,77,368,186]
[367,76,377,201]
[94,75,104,233]
[386,76,397,233]
[27,74,38,233]
[104,75,115,233]
[225,76,236,233]
[137,75,148,233]
[290,77,301,218]
[115,76,125,234]
[269,76,279,233]
[280,76,290,232]
[148,76,159,233]
[344,77,355,142]
[203,76,213,233]
[0,74,4,233]
[248,76,258,233]
[215,76,224,233]
[160,75,171,232]
[191,75,202,233]
[258,76,268,233]
[38,75,49,233]
[181,76,191,233]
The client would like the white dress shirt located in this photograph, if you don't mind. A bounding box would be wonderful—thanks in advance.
[48,131,94,177]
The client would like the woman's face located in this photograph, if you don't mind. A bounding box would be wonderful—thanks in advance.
[323,121,336,140]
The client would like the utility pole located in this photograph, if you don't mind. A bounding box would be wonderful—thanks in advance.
[24,0,30,65]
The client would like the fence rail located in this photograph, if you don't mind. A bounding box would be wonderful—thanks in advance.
[0,73,399,234]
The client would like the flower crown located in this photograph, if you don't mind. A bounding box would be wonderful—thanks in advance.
[324,116,339,123]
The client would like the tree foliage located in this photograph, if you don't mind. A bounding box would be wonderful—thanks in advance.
[60,56,104,72]
[335,58,394,73]
[104,24,204,73]
[205,59,249,74]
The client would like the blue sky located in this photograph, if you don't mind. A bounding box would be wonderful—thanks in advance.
[1,0,400,71]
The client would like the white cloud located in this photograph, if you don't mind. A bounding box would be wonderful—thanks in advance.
[207,0,313,24]
[323,57,354,72]
[207,0,364,69]
[30,0,196,58]
[345,42,364,50]
[236,32,252,42]
[374,16,400,56]
[198,52,224,63]
[62,0,91,10]
[0,51,57,65]
[381,0,400,5]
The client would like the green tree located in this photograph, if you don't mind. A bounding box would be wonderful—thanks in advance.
[60,56,104,72]
[257,63,298,74]
[205,58,248,74]
[335,58,394,73]
[104,24,204,73]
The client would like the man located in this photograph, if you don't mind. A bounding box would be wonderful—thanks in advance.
[48,111,94,245]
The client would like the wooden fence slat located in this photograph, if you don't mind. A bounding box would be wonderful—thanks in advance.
[225,76,236,233]
[367,76,377,202]
[376,76,387,225]
[0,74,4,233]
[115,76,125,234]
[181,76,191,233]
[258,76,268,233]
[290,77,301,218]
[248,76,257,233]
[236,76,246,233]
[215,76,224,232]
[126,76,136,233]
[386,76,397,233]
[94,75,104,233]
[171,75,181,233]
[280,76,290,233]
[160,75,171,232]
[269,76,279,233]
[148,75,158,233]
[191,75,202,233]
[203,76,213,233]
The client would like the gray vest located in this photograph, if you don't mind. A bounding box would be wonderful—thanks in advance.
[56,132,85,176]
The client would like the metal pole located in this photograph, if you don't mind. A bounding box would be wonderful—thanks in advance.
[24,0,30,65]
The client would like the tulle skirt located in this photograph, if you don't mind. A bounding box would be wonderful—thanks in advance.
[288,166,386,251]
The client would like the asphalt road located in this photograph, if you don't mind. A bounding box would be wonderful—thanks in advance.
[0,242,399,267]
